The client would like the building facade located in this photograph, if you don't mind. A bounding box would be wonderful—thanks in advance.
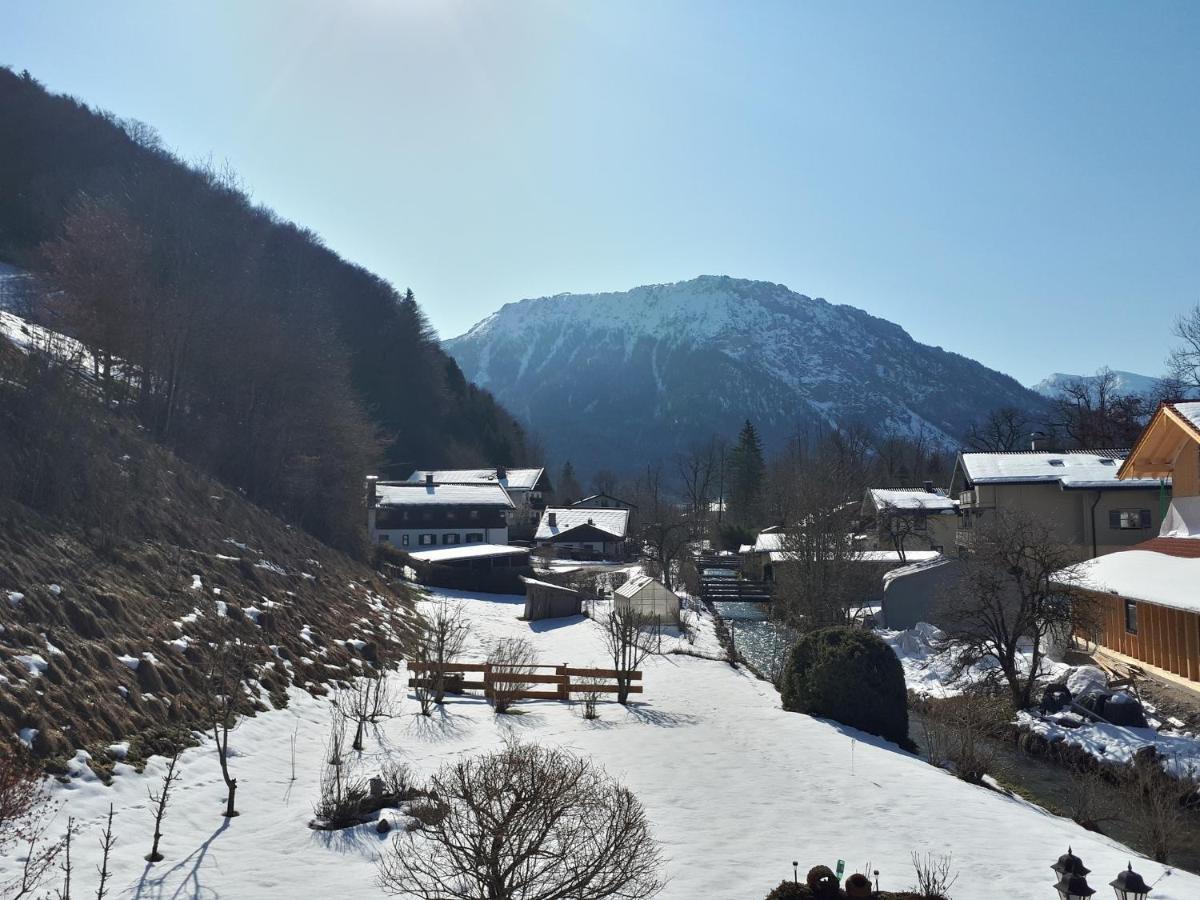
[367,478,513,548]
[407,467,550,538]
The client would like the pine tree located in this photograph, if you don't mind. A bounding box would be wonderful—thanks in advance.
[557,461,583,505]
[727,420,765,527]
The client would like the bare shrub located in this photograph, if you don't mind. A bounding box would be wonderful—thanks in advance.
[600,605,659,704]
[1120,751,1198,864]
[910,851,957,899]
[378,742,664,900]
[486,638,537,714]
[412,600,469,716]
[95,804,116,900]
[342,668,395,751]
[314,711,368,826]
[1,739,68,900]
[576,680,603,721]
[145,750,182,862]
[198,611,256,818]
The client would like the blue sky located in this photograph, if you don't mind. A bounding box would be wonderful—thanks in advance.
[4,1,1197,384]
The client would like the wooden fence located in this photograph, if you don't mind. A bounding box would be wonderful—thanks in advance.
[407,661,642,701]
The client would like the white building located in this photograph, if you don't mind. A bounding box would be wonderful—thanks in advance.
[614,574,680,625]
[407,467,549,536]
[367,478,513,548]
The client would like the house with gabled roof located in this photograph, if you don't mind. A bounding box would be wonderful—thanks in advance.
[950,449,1170,558]
[407,466,550,537]
[861,484,958,555]
[367,476,514,549]
[535,507,629,559]
[1058,402,1200,686]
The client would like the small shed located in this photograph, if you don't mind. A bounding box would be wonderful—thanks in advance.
[614,574,680,625]
[880,556,963,630]
[521,576,583,621]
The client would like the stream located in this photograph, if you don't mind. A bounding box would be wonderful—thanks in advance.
[710,600,1200,875]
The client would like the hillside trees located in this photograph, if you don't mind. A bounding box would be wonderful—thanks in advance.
[0,66,531,550]
[726,420,765,526]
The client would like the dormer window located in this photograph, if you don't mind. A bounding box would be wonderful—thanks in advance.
[1099,458,1116,466]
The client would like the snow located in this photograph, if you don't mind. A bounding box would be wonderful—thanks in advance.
[866,488,956,513]
[882,554,954,589]
[15,653,49,677]
[4,593,1198,899]
[1174,401,1200,434]
[407,543,530,564]
[750,531,786,553]
[1016,711,1200,781]
[375,482,514,508]
[7,591,23,607]
[48,583,62,595]
[116,654,141,670]
[190,574,202,590]
[1029,371,1162,400]
[958,450,1163,489]
[535,507,629,540]
[406,467,544,492]
[1070,550,1200,614]
[1160,497,1200,539]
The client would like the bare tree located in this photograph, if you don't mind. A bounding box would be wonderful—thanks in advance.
[910,851,957,899]
[600,606,658,704]
[675,438,719,541]
[412,599,470,715]
[1121,751,1198,864]
[1166,303,1200,391]
[1,739,68,900]
[94,805,115,900]
[486,637,538,714]
[965,406,1029,452]
[1052,368,1147,449]
[378,743,664,900]
[199,613,254,818]
[341,667,395,752]
[936,510,1093,709]
[314,710,368,826]
[145,751,182,862]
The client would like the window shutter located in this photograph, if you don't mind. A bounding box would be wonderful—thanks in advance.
[1108,510,1121,529]
[1140,509,1151,529]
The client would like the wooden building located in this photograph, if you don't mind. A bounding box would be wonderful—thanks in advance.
[1063,402,1200,686]
[535,507,629,559]
[521,576,583,621]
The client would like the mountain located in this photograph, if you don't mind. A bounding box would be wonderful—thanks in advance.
[1029,370,1162,400]
[444,276,1050,473]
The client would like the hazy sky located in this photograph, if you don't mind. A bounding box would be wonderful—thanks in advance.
[4,2,1197,384]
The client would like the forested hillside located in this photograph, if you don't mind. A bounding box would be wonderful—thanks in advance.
[0,67,530,552]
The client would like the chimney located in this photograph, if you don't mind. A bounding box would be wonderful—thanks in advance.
[425,472,434,488]
[924,480,934,494]
[496,464,507,481]
[1030,431,1048,452]
[587,517,594,525]
[365,475,378,506]
[548,511,557,528]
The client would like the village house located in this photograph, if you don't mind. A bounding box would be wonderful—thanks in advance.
[407,466,550,538]
[367,475,514,548]
[1061,402,1200,686]
[950,449,1170,558]
[535,507,629,559]
[860,484,958,555]
[570,492,636,511]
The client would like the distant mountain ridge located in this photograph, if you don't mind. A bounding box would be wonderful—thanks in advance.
[1029,370,1162,400]
[444,276,1050,472]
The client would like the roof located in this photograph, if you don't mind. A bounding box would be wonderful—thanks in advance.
[766,549,942,564]
[407,543,530,564]
[536,507,629,540]
[957,449,1163,490]
[882,555,957,589]
[1117,402,1200,480]
[519,575,579,593]
[571,493,637,509]
[865,488,956,513]
[407,467,545,492]
[614,573,676,599]
[376,482,514,508]
[752,532,787,553]
[1069,547,1200,615]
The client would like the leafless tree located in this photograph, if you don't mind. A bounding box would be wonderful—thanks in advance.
[199,612,255,818]
[145,750,182,862]
[675,438,719,541]
[910,851,957,899]
[1120,752,1198,864]
[94,805,116,900]
[486,637,538,714]
[936,510,1093,709]
[314,710,368,826]
[378,742,664,900]
[411,599,470,715]
[600,606,658,704]
[1,739,69,900]
[1052,368,1147,449]
[965,406,1030,452]
[1166,303,1200,391]
[342,667,395,751]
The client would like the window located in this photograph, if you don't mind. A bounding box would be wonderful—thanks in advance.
[418,534,436,546]
[1124,600,1138,634]
[1048,459,1065,467]
[1109,509,1151,530]
[401,534,409,547]
[443,533,460,545]
[469,509,480,520]
[446,510,456,521]
[466,532,484,543]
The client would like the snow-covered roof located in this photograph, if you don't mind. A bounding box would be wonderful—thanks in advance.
[407,543,529,563]
[536,507,629,540]
[519,575,578,593]
[1069,550,1200,615]
[766,549,942,564]
[614,573,676,599]
[752,532,787,553]
[958,450,1162,489]
[1174,401,1200,434]
[407,468,544,492]
[866,488,956,513]
[737,544,754,554]
[882,555,955,589]
[376,482,514,508]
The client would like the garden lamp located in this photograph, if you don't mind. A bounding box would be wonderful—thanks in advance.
[1109,863,1150,900]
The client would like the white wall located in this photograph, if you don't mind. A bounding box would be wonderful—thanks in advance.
[373,525,508,548]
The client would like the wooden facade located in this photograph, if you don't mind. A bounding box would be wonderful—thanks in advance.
[1090,591,1200,683]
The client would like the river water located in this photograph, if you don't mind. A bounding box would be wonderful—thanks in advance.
[708,599,1200,874]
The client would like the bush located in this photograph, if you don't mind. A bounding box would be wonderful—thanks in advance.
[780,627,910,747]
[765,880,808,899]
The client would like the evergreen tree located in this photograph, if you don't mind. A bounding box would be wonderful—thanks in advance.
[727,419,765,527]
[556,460,583,505]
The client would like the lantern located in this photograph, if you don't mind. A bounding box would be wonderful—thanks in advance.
[1053,848,1091,879]
[1055,872,1096,900]
[1109,863,1150,900]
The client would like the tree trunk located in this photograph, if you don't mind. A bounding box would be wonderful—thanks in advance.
[224,779,238,818]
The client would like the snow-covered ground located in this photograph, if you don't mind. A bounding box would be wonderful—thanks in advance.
[5,594,1199,899]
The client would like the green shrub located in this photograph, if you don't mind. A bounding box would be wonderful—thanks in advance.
[780,627,910,747]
